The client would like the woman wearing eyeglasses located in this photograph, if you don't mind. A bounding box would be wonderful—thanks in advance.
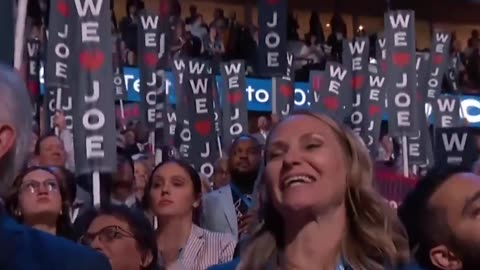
[5,166,74,239]
[79,205,158,270]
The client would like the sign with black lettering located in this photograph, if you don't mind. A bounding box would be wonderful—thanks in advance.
[44,0,74,132]
[435,127,477,167]
[272,52,295,117]
[137,11,160,131]
[384,10,418,136]
[26,38,41,126]
[343,37,370,113]
[71,0,117,175]
[257,0,287,76]
[314,62,351,123]
[184,60,219,178]
[112,36,127,100]
[435,95,461,128]
[308,70,324,114]
[356,64,385,157]
[407,53,433,165]
[428,31,451,118]
[220,60,248,149]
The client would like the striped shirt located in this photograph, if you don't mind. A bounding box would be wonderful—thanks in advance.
[163,225,236,270]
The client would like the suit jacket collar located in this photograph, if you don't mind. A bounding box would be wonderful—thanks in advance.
[181,225,205,261]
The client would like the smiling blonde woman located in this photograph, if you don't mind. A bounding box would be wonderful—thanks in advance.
[238,111,410,270]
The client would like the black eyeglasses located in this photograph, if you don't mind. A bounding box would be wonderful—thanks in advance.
[79,225,135,246]
[20,179,59,194]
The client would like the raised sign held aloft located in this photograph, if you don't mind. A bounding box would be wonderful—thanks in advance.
[407,53,433,166]
[26,38,41,128]
[314,62,351,123]
[435,95,462,128]
[71,0,117,178]
[44,0,75,132]
[137,10,160,132]
[220,60,248,150]
[343,37,370,117]
[384,10,419,136]
[257,0,287,77]
[435,127,478,168]
[354,64,385,158]
[184,59,219,178]
[113,36,127,101]
[272,52,295,118]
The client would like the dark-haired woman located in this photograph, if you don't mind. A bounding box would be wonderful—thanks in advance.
[144,160,236,270]
[80,205,157,270]
[6,166,74,239]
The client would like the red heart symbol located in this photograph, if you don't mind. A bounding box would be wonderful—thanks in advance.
[56,0,69,17]
[380,61,387,73]
[194,120,211,137]
[266,0,279,4]
[279,84,293,97]
[311,75,323,91]
[368,105,381,117]
[433,54,443,65]
[159,0,169,16]
[352,76,365,91]
[143,53,158,68]
[228,91,242,104]
[79,50,105,71]
[323,96,339,111]
[27,81,39,97]
[392,53,411,67]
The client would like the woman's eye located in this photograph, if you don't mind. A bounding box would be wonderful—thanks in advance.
[306,143,320,150]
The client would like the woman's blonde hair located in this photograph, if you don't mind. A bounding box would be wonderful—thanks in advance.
[238,111,409,270]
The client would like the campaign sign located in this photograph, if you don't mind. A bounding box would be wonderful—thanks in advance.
[138,11,160,131]
[435,95,462,128]
[71,0,117,175]
[356,64,385,157]
[184,60,219,178]
[385,10,418,136]
[113,36,127,100]
[319,62,351,122]
[257,0,287,77]
[220,60,248,149]
[26,39,41,126]
[272,52,295,117]
[44,0,74,132]
[435,127,478,167]
[343,37,370,117]
[308,70,324,114]
[428,32,452,118]
[407,53,433,166]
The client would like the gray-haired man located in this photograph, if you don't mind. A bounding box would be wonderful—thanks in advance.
[0,65,111,270]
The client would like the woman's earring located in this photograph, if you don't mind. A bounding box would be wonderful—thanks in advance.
[193,202,200,208]
[15,209,22,217]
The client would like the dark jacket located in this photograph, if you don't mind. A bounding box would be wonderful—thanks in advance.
[0,208,111,270]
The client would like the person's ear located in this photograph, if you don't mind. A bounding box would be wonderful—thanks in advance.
[430,245,463,270]
[140,251,153,268]
[0,124,16,160]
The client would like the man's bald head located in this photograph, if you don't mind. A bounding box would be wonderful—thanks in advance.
[0,64,33,199]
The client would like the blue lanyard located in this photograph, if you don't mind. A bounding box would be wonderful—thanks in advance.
[231,183,253,209]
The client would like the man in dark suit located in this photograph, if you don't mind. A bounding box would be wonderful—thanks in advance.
[0,65,111,270]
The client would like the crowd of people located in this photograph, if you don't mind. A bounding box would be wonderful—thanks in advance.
[0,1,478,270]
[1,61,480,270]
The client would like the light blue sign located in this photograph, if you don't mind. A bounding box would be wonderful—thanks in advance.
[39,66,480,127]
